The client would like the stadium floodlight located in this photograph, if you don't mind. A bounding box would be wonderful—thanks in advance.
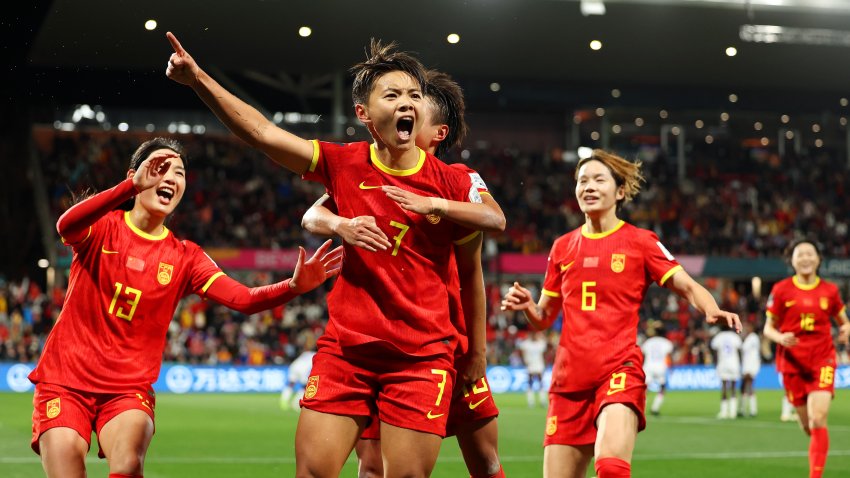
[580,0,606,16]
[577,146,594,159]
[740,24,850,47]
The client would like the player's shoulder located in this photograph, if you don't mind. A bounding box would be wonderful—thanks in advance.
[623,222,661,243]
[316,140,369,158]
[772,277,795,293]
[818,277,840,293]
[448,162,477,174]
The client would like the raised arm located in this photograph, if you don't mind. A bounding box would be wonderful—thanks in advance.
[165,32,314,174]
[454,233,487,385]
[666,269,742,333]
[302,194,391,252]
[382,186,506,233]
[501,282,560,331]
[204,240,342,315]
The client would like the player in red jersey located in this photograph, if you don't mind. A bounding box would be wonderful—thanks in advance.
[166,34,485,477]
[763,239,850,478]
[501,150,740,478]
[301,70,505,478]
[28,137,342,478]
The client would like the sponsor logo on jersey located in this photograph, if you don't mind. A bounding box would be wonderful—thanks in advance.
[304,375,319,399]
[158,262,174,285]
[546,415,557,436]
[46,397,61,419]
[611,253,626,273]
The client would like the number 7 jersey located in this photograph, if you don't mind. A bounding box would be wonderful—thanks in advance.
[542,221,682,392]
[29,210,222,392]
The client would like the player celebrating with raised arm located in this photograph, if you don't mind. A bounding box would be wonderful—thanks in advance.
[301,69,505,478]
[166,34,485,478]
[763,239,850,478]
[28,138,342,478]
[501,150,740,478]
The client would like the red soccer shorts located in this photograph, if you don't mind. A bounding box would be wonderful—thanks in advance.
[446,376,500,436]
[783,362,837,407]
[301,350,455,436]
[543,363,646,447]
[31,382,156,457]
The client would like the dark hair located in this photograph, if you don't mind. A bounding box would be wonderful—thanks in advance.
[129,137,186,171]
[350,39,427,107]
[425,70,468,158]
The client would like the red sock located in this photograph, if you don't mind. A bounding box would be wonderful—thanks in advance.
[595,457,631,478]
[108,474,142,478]
[471,465,505,478]
[809,427,829,478]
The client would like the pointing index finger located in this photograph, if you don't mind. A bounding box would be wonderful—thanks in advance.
[166,31,185,55]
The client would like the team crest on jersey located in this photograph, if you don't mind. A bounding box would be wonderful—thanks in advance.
[820,297,829,310]
[426,214,441,224]
[611,253,626,273]
[157,262,174,285]
[305,375,320,399]
[46,398,61,419]
[546,415,558,436]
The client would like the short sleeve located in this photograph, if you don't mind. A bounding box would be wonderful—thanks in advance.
[642,232,682,286]
[542,240,566,298]
[186,242,226,298]
[301,140,330,188]
[765,285,783,319]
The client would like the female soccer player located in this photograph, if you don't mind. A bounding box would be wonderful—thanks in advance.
[501,149,740,478]
[28,138,342,478]
[763,239,850,478]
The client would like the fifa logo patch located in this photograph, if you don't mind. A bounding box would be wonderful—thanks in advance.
[611,253,626,273]
[46,398,61,419]
[157,262,174,285]
[546,416,557,436]
[426,214,441,224]
[820,297,829,310]
[305,375,320,399]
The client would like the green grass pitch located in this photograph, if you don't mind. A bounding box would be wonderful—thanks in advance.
[1,390,848,477]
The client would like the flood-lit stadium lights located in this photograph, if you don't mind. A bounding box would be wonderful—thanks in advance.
[611,88,621,98]
[671,127,681,136]
[72,104,95,123]
[761,137,769,146]
[841,98,849,107]
[705,135,714,144]
[695,120,704,129]
[659,110,668,119]
[573,114,582,124]
[595,107,605,117]
[589,40,602,51]
[720,112,730,122]
[754,121,763,131]
[634,117,644,127]
[38,259,49,269]
[590,131,600,140]
[815,138,824,148]
[447,33,460,44]
[728,94,738,103]
[841,117,848,126]
[780,114,790,124]
[461,149,471,160]
[580,0,606,16]
[812,124,821,133]
[725,46,738,57]
[298,26,312,38]
[577,146,594,159]
[345,127,355,136]
[740,24,850,47]
[145,19,157,31]
[118,122,129,132]
[612,124,621,134]
[490,82,501,92]
[146,124,155,132]
[785,130,794,140]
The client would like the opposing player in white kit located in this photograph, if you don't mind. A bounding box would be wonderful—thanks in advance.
[739,322,762,417]
[711,327,743,419]
[641,328,674,416]
[280,348,318,411]
[517,330,548,407]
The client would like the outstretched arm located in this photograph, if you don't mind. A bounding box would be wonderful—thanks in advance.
[205,240,343,315]
[302,194,391,252]
[382,186,506,233]
[666,269,742,333]
[501,282,560,330]
[165,32,314,174]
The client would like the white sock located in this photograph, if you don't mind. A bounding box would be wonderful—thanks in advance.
[527,390,535,407]
[720,399,729,418]
[729,397,738,418]
[782,396,793,416]
[539,390,547,406]
[651,393,664,413]
[750,394,758,415]
[281,387,293,410]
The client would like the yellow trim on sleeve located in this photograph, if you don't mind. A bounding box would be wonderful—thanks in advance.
[370,145,426,176]
[792,275,821,291]
[766,310,777,319]
[308,140,320,173]
[581,220,625,239]
[454,230,481,245]
[62,226,93,246]
[479,191,492,196]
[201,271,226,294]
[839,305,847,316]
[124,211,169,241]
[659,265,684,286]
[542,288,561,298]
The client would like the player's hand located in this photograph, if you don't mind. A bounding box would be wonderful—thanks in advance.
[501,282,533,311]
[838,323,850,345]
[289,240,343,293]
[778,332,798,348]
[335,216,390,252]
[165,32,201,87]
[455,351,487,388]
[130,151,179,192]
[382,186,440,215]
[705,309,742,334]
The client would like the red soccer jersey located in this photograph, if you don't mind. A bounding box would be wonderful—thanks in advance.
[303,141,479,358]
[29,210,222,392]
[766,276,845,374]
[542,221,682,392]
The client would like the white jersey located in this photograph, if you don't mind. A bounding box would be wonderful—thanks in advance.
[711,331,742,380]
[741,332,762,376]
[642,336,674,386]
[288,351,316,386]
[518,337,548,375]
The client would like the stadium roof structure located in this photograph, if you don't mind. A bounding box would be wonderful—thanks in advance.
[19,0,850,113]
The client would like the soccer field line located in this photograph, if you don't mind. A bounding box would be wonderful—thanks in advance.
[656,415,850,432]
[3,450,850,465]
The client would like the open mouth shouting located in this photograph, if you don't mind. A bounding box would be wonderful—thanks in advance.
[396,116,414,141]
[156,185,176,205]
